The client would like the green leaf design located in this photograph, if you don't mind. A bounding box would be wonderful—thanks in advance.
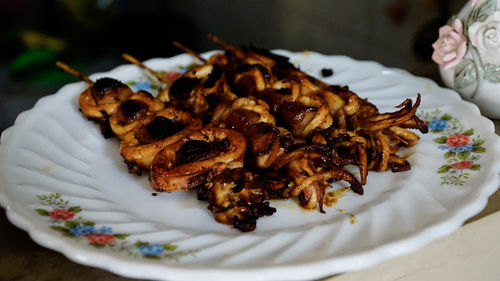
[68,206,82,213]
[114,234,130,240]
[438,165,451,173]
[464,0,497,31]
[472,146,486,153]
[65,220,80,228]
[444,151,456,158]
[440,113,452,121]
[50,226,73,237]
[89,243,105,249]
[82,220,96,226]
[125,81,136,86]
[35,209,49,216]
[135,240,149,247]
[163,244,178,251]
[454,58,477,89]
[178,63,199,71]
[471,164,481,170]
[143,255,161,260]
[484,64,500,83]
[457,151,471,160]
[434,136,448,144]
[473,139,485,147]
[463,129,474,136]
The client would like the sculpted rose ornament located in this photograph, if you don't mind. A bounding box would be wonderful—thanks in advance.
[469,11,500,64]
[432,19,468,70]
[432,0,500,118]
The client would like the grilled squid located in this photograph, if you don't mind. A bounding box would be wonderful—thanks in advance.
[79,77,134,120]
[150,127,246,192]
[108,90,165,137]
[158,60,236,117]
[200,168,276,232]
[120,107,202,175]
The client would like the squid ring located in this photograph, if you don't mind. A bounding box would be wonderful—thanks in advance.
[150,127,246,192]
[79,77,134,120]
[108,90,165,137]
[295,95,333,138]
[120,107,202,174]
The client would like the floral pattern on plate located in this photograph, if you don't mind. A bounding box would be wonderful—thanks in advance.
[419,109,486,185]
[125,63,199,92]
[35,193,192,260]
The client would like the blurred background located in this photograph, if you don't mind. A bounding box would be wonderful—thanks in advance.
[0,0,468,132]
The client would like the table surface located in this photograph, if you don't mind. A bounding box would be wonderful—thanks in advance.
[1,121,499,281]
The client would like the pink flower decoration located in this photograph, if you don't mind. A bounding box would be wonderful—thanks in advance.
[48,209,75,220]
[85,233,115,244]
[450,161,473,169]
[432,19,468,70]
[163,71,180,81]
[446,135,471,147]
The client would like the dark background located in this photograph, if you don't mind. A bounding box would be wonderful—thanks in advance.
[0,0,468,133]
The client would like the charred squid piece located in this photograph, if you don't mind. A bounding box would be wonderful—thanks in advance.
[108,90,165,138]
[79,77,135,120]
[318,128,369,185]
[350,94,423,132]
[158,62,237,118]
[211,97,276,130]
[56,62,135,137]
[227,62,273,97]
[270,144,332,171]
[388,154,411,172]
[283,154,363,212]
[400,115,429,133]
[383,126,420,147]
[203,168,276,232]
[207,35,278,97]
[327,85,362,116]
[244,122,296,169]
[150,128,246,192]
[276,95,333,138]
[120,107,202,175]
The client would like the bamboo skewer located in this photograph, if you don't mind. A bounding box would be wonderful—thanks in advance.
[206,34,238,54]
[55,61,93,84]
[172,41,206,63]
[121,53,170,84]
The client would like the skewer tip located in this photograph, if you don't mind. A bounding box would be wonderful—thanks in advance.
[55,61,93,84]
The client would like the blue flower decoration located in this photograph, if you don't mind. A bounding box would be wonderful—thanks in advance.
[449,144,474,153]
[96,226,113,234]
[429,120,448,130]
[137,244,164,256]
[438,145,450,150]
[134,81,151,92]
[69,225,95,236]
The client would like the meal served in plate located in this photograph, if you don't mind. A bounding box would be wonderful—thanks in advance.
[57,35,428,232]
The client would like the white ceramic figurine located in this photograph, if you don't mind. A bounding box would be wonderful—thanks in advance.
[433,0,500,119]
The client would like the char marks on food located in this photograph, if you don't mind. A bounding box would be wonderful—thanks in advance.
[175,138,230,166]
[71,37,427,232]
[146,116,186,141]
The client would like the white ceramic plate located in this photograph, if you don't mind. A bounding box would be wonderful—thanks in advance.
[1,51,499,281]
